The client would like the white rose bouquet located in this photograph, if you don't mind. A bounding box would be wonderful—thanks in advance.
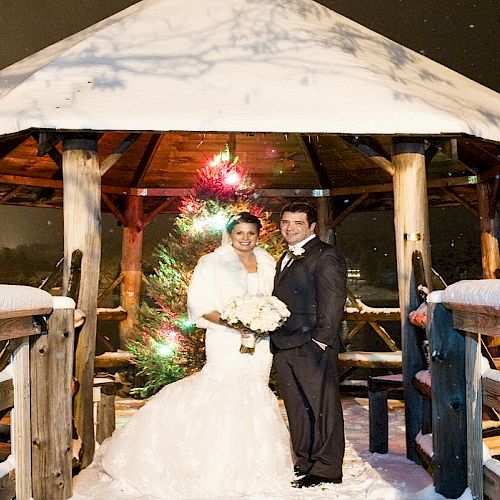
[220,294,291,354]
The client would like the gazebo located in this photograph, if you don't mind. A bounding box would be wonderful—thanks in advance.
[0,0,499,489]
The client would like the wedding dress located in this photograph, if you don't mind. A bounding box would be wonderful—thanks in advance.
[72,272,294,499]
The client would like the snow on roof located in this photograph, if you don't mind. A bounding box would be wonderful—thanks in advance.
[0,0,499,141]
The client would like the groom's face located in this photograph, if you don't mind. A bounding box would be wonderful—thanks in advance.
[280,211,316,246]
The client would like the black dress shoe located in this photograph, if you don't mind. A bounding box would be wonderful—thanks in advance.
[293,465,308,477]
[292,473,342,488]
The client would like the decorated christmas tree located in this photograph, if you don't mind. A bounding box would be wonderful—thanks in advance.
[128,146,283,397]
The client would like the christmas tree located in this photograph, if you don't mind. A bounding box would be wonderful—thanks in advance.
[128,146,283,397]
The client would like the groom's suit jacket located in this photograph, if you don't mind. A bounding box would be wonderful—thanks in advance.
[271,237,347,352]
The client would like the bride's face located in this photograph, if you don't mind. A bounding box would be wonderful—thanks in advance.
[229,222,259,253]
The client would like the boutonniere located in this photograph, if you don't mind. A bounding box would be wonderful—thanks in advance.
[286,246,305,260]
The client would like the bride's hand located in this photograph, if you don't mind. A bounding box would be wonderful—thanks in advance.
[241,328,253,338]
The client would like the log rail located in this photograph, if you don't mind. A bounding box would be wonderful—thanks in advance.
[0,285,74,500]
[427,279,500,500]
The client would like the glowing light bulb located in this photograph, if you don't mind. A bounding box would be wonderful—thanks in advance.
[156,342,174,357]
[193,218,206,231]
[224,171,241,186]
[210,213,227,230]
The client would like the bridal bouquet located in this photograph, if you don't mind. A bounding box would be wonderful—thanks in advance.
[221,294,290,354]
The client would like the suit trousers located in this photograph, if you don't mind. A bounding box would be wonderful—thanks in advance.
[273,341,344,479]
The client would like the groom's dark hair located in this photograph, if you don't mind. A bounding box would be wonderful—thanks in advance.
[281,202,317,226]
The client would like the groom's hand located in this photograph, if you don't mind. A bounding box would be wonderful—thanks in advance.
[312,338,327,350]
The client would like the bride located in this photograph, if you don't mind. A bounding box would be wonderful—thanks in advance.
[72,212,294,499]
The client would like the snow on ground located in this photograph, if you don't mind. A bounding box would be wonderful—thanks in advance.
[73,397,473,499]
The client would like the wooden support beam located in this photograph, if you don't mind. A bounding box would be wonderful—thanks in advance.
[392,138,432,464]
[440,186,479,218]
[101,193,126,226]
[97,273,124,306]
[36,132,62,157]
[119,195,144,348]
[354,143,395,177]
[0,185,22,204]
[143,197,173,227]
[129,134,162,187]
[0,173,485,199]
[298,135,331,187]
[331,193,370,228]
[62,135,101,468]
[100,133,140,176]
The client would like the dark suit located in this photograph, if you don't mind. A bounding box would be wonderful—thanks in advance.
[272,236,346,480]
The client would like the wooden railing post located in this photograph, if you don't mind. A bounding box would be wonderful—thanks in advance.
[428,302,467,498]
[30,299,75,500]
[12,337,32,500]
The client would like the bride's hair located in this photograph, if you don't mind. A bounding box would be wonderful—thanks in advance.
[226,212,262,234]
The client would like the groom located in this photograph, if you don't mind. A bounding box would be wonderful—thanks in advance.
[271,202,347,488]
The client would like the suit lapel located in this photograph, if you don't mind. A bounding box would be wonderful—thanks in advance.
[274,253,287,286]
[274,237,321,287]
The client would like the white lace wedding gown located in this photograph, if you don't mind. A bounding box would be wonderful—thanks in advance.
[72,274,294,499]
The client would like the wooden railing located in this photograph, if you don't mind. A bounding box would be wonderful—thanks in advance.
[0,285,74,500]
[427,279,500,500]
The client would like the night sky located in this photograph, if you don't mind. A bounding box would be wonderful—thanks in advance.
[0,0,495,284]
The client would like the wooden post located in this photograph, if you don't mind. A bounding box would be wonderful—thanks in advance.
[465,330,483,500]
[96,383,116,444]
[477,182,499,278]
[316,196,334,244]
[391,138,432,463]
[12,337,32,500]
[477,182,500,352]
[428,302,467,498]
[368,390,389,453]
[477,182,500,279]
[119,194,144,348]
[30,302,74,500]
[62,136,101,467]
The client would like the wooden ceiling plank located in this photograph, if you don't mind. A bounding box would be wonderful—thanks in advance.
[440,187,479,218]
[101,193,126,226]
[100,133,141,176]
[0,135,30,161]
[129,134,163,187]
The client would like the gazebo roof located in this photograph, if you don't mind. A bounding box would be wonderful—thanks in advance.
[0,0,498,216]
[0,0,499,141]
